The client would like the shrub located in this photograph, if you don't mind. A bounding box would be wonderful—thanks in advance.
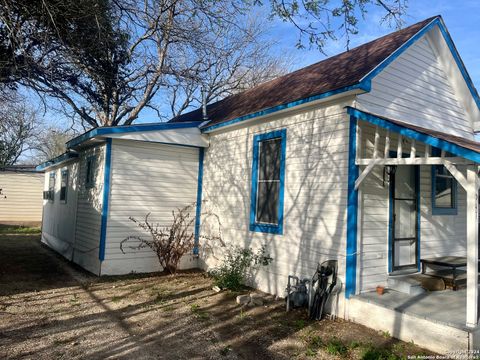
[209,245,273,291]
[120,203,222,274]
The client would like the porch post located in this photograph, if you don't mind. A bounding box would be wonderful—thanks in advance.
[346,115,359,298]
[466,165,479,328]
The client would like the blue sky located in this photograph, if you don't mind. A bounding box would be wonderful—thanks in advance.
[271,0,480,84]
[34,2,480,127]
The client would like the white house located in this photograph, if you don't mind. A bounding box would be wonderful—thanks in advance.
[38,15,480,352]
[0,165,44,225]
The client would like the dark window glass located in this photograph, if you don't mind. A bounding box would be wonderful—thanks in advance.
[256,138,281,224]
[434,165,454,208]
[86,157,94,187]
[60,170,68,202]
[48,172,55,202]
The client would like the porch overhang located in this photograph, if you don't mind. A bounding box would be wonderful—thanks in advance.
[346,107,480,328]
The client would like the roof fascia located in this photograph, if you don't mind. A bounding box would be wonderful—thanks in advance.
[200,83,370,133]
[66,121,202,149]
[362,17,480,115]
[36,152,79,171]
[347,107,480,163]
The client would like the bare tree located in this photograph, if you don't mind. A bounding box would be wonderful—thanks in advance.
[0,0,407,128]
[32,126,79,163]
[0,95,39,166]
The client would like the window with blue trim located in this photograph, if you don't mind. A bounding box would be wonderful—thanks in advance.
[431,149,457,215]
[85,156,95,188]
[249,129,286,234]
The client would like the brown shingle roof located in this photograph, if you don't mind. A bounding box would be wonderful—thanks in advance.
[170,16,439,128]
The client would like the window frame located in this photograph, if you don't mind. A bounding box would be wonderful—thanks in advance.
[85,156,95,188]
[249,129,287,234]
[48,171,56,202]
[431,149,457,215]
[60,169,68,203]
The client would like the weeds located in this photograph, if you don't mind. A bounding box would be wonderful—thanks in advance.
[190,303,209,320]
[325,338,348,356]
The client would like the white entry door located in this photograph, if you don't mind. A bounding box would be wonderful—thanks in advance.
[391,165,419,272]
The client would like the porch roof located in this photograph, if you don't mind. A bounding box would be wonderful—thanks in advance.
[347,107,480,163]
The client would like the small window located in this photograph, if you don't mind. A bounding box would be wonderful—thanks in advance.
[249,129,286,234]
[432,149,457,215]
[60,169,68,202]
[85,156,95,188]
[48,172,56,202]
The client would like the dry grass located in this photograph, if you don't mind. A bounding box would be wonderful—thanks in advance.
[0,235,434,359]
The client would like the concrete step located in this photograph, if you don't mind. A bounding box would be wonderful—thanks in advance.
[387,275,426,296]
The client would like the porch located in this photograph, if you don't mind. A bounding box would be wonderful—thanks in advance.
[345,107,480,351]
[348,288,480,353]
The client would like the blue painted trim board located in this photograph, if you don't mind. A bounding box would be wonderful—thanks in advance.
[416,166,421,272]
[346,107,480,163]
[193,148,204,255]
[99,138,112,261]
[202,83,371,133]
[67,121,203,149]
[36,152,79,171]
[361,18,439,83]
[345,116,359,298]
[249,129,287,235]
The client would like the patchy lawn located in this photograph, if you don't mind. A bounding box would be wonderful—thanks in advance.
[0,235,434,359]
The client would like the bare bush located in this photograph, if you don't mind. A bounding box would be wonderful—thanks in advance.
[120,203,222,274]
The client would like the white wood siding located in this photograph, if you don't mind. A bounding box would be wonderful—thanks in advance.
[357,35,474,140]
[72,144,105,275]
[101,139,199,275]
[357,122,467,292]
[0,172,43,223]
[41,162,79,259]
[199,99,354,316]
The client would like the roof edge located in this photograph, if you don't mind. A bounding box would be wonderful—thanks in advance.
[362,16,480,116]
[201,83,370,133]
[36,152,79,172]
[66,121,203,149]
[347,107,480,163]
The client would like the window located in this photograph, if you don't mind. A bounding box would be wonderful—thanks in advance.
[85,156,95,188]
[249,129,286,234]
[48,172,55,202]
[432,149,457,215]
[60,169,68,202]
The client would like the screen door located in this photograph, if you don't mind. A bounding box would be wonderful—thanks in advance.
[391,166,419,272]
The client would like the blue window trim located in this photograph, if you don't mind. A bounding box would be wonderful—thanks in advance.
[431,148,458,215]
[249,129,287,235]
[193,148,204,255]
[345,116,359,299]
[99,138,112,261]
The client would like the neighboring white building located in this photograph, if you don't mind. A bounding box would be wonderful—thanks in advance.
[0,165,43,225]
[38,16,480,353]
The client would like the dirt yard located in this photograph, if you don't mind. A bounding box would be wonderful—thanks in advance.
[0,234,433,359]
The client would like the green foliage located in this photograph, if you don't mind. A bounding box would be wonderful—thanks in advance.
[209,245,273,291]
[325,338,348,356]
[361,346,404,360]
[0,225,41,234]
[190,303,209,320]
